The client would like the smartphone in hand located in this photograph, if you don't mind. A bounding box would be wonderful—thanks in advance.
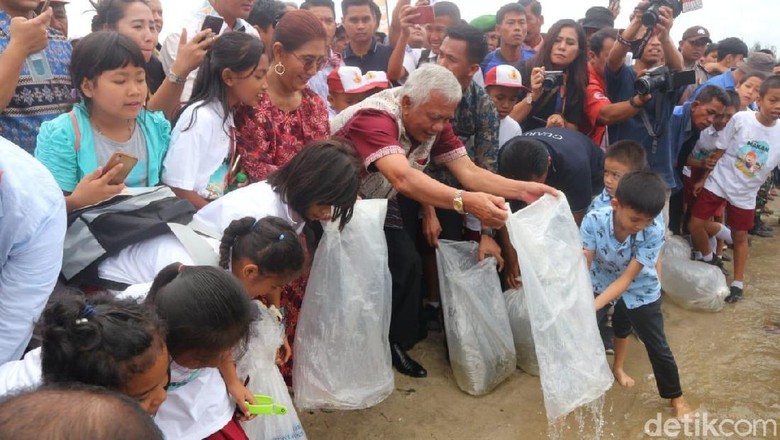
[201,15,224,34]
[410,5,435,25]
[102,151,138,185]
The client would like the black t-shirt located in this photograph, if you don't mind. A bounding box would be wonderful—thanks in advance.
[521,127,604,212]
[145,56,165,95]
[515,61,585,132]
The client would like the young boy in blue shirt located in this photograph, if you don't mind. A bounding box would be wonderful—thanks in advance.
[581,171,692,417]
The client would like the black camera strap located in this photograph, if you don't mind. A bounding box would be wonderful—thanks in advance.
[639,94,666,155]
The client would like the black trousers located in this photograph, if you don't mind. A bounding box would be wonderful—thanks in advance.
[612,297,683,399]
[385,195,424,350]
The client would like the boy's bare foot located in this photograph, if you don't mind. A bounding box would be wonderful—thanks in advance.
[671,396,694,418]
[613,368,635,387]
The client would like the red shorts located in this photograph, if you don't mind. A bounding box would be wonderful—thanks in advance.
[683,171,724,217]
[205,418,249,440]
[691,188,754,231]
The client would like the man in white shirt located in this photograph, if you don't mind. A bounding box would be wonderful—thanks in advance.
[160,0,259,101]
[0,138,66,364]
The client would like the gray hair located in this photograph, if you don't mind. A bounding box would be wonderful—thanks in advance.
[401,64,462,109]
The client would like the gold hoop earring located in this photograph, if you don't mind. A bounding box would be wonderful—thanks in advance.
[274,62,285,75]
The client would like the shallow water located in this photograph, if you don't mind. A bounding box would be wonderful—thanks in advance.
[299,208,780,439]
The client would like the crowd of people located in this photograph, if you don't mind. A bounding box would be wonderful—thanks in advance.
[0,0,779,437]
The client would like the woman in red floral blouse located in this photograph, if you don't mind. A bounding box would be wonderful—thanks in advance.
[234,10,330,385]
[234,10,330,182]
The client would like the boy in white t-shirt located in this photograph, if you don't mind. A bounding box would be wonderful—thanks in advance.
[689,75,780,303]
[483,65,526,148]
[326,65,390,120]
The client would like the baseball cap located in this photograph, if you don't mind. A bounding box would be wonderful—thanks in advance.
[736,52,776,77]
[327,66,390,94]
[681,26,711,43]
[484,65,529,91]
[580,7,614,31]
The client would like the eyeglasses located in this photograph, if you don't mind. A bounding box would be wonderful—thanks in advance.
[290,52,327,71]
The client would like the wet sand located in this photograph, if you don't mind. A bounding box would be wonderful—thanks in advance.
[299,204,780,439]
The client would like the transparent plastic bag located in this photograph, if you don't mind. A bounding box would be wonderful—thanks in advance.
[662,235,691,261]
[238,303,306,440]
[506,194,613,421]
[660,256,728,312]
[504,288,540,376]
[436,240,516,396]
[292,200,393,410]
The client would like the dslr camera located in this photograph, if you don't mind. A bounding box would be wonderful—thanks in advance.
[634,66,695,96]
[542,71,564,91]
[641,0,683,28]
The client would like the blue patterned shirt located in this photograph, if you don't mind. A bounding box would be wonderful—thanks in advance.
[424,81,500,187]
[580,206,664,309]
[0,10,72,154]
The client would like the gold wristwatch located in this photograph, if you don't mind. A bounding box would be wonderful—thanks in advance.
[453,190,465,214]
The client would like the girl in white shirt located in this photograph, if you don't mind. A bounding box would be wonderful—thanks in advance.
[218,216,307,439]
[163,32,269,209]
[145,264,253,440]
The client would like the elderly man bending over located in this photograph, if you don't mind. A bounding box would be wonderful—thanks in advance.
[331,63,556,378]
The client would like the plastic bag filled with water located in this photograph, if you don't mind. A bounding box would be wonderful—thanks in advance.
[504,288,540,376]
[293,200,393,410]
[506,194,613,421]
[436,240,516,396]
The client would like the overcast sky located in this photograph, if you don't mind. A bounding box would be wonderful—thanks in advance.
[64,0,780,51]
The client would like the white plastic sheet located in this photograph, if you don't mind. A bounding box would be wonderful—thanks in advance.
[504,288,540,376]
[660,245,728,312]
[293,200,393,410]
[506,194,613,421]
[436,240,516,396]
[238,303,306,440]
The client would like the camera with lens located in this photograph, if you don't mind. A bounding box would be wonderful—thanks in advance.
[634,65,696,96]
[542,70,564,91]
[641,0,683,28]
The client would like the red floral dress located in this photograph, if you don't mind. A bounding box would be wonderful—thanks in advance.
[234,88,330,182]
[235,88,328,385]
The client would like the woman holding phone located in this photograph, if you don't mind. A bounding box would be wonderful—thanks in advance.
[90,0,213,120]
[35,32,171,213]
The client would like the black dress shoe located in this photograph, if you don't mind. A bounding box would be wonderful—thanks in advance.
[390,343,427,378]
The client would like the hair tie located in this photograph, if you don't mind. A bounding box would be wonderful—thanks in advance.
[76,304,95,324]
[79,304,96,319]
[279,234,285,241]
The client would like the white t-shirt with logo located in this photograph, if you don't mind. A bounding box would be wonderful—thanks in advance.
[163,100,234,201]
[705,111,780,209]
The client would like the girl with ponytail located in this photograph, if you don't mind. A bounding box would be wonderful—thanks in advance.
[162,32,269,209]
[0,294,170,417]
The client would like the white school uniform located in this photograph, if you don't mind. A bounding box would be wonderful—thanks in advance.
[98,182,305,286]
[0,348,42,397]
[706,111,780,209]
[163,100,234,201]
[154,364,235,440]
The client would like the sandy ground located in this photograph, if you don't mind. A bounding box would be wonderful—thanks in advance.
[299,202,780,440]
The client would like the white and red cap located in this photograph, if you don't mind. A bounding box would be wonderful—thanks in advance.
[327,65,390,94]
[484,65,529,91]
